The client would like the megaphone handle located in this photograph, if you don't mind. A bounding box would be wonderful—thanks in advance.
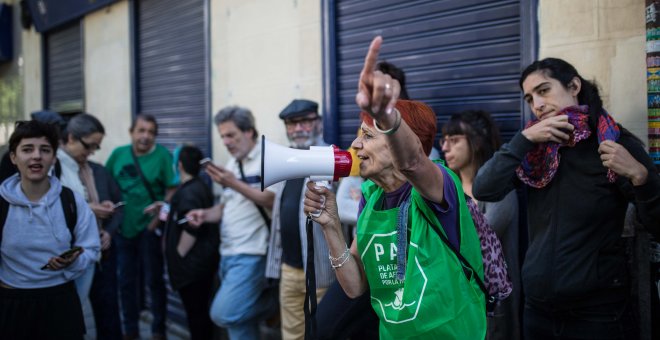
[309,180,330,218]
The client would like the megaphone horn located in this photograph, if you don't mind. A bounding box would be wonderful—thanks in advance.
[260,136,353,191]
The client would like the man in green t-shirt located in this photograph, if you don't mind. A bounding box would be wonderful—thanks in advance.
[106,114,177,340]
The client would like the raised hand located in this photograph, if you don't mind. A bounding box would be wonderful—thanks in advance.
[521,115,574,144]
[598,140,648,186]
[355,36,401,123]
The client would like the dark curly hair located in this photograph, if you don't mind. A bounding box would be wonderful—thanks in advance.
[9,120,60,154]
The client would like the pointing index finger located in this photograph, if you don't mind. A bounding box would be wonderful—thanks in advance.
[361,36,383,80]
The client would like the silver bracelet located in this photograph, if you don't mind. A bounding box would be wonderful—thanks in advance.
[373,109,402,135]
[331,254,351,269]
[329,246,349,262]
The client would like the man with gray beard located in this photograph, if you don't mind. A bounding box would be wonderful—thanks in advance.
[265,99,337,340]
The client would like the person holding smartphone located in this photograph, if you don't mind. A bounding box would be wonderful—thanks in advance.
[58,113,124,339]
[0,120,100,339]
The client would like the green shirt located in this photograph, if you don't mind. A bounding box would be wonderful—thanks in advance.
[357,166,485,339]
[106,144,177,238]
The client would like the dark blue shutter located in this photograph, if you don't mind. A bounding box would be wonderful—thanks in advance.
[45,21,83,113]
[135,0,208,330]
[136,0,210,156]
[324,0,535,148]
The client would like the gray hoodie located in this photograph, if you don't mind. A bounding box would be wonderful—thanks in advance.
[0,174,100,288]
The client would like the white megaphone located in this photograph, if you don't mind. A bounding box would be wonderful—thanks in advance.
[261,135,353,191]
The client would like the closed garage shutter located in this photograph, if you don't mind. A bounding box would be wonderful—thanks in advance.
[136,0,210,156]
[45,21,84,113]
[324,0,535,148]
[135,0,208,330]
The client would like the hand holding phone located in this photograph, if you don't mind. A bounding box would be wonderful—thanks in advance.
[199,157,213,167]
[200,157,223,171]
[112,201,126,209]
[41,246,83,270]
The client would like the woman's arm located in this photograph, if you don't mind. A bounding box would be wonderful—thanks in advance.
[304,182,368,297]
[61,196,101,280]
[602,136,660,238]
[355,36,444,203]
[473,133,534,202]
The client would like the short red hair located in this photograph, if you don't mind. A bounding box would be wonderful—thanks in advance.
[360,100,437,156]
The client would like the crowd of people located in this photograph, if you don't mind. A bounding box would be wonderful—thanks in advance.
[0,35,659,340]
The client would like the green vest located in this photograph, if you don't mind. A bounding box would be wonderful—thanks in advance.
[357,167,485,339]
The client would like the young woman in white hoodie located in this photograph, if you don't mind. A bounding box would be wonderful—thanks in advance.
[0,120,100,339]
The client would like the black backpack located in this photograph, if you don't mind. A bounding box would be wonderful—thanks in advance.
[0,186,78,251]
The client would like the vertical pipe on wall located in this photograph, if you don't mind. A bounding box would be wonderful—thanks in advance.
[321,0,337,145]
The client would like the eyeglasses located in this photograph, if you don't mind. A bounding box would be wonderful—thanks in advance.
[441,135,466,147]
[78,137,101,151]
[284,116,319,129]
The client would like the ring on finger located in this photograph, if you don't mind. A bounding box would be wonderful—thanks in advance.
[385,83,391,90]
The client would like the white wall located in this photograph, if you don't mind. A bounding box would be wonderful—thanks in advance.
[20,14,42,117]
[210,0,323,164]
[83,1,131,163]
[538,0,647,143]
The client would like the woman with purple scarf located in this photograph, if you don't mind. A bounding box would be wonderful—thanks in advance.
[473,58,660,339]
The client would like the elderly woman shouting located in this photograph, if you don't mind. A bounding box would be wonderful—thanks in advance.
[304,37,486,338]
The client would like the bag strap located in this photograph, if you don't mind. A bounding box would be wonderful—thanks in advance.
[130,148,157,203]
[0,195,8,250]
[237,160,272,227]
[303,216,317,339]
[419,205,490,300]
[60,186,78,244]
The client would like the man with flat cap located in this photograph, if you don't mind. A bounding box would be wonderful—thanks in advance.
[265,99,338,340]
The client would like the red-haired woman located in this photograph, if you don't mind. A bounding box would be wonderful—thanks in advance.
[304,37,486,338]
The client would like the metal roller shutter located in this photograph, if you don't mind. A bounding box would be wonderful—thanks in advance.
[135,0,210,156]
[135,0,209,330]
[45,21,83,113]
[323,0,536,148]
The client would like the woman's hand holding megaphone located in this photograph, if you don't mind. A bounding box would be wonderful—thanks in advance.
[304,182,340,228]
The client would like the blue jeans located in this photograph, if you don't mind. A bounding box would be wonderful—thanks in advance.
[116,230,167,335]
[210,254,276,340]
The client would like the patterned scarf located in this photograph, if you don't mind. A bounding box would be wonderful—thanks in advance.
[516,105,620,188]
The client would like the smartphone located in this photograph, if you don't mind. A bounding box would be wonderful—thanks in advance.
[41,246,83,270]
[199,157,213,166]
[58,246,83,259]
[113,201,126,208]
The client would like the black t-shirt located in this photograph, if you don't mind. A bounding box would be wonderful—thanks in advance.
[279,178,305,268]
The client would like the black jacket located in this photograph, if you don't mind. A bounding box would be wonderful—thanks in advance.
[165,177,219,290]
[473,130,660,310]
[89,161,124,235]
